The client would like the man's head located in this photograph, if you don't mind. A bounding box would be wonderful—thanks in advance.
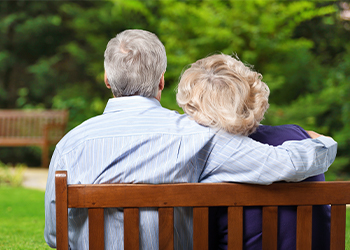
[104,29,167,99]
[177,54,270,136]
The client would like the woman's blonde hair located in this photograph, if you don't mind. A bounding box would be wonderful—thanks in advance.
[176,54,269,136]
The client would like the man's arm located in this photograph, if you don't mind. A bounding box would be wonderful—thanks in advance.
[44,148,62,248]
[280,135,336,181]
[200,131,337,184]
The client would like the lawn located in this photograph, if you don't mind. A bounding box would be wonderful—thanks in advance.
[1,186,350,249]
[0,186,51,250]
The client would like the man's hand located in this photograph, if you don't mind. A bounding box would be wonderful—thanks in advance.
[306,130,323,139]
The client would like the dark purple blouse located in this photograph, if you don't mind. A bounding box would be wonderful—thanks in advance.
[209,124,331,250]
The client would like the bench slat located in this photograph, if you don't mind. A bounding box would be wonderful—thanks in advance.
[88,208,104,250]
[330,204,346,250]
[193,207,208,250]
[262,206,278,250]
[0,138,45,146]
[124,208,139,250]
[67,182,350,208]
[159,207,174,250]
[228,206,243,250]
[296,205,312,249]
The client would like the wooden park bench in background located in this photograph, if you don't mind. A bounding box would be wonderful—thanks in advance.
[0,110,68,168]
[55,170,350,250]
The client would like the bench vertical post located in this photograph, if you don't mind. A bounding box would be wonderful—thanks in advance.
[296,205,313,249]
[88,208,105,250]
[262,206,278,250]
[124,208,139,250]
[55,171,69,250]
[159,207,174,250]
[193,207,209,250]
[330,204,346,250]
[228,206,243,249]
[42,124,50,168]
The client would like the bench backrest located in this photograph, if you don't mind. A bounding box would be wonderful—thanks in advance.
[55,170,350,250]
[0,110,68,142]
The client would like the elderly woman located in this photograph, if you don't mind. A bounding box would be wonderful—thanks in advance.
[176,54,330,250]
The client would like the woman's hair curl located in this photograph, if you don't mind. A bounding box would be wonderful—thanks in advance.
[176,54,269,136]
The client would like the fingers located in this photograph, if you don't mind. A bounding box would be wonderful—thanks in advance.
[306,130,323,139]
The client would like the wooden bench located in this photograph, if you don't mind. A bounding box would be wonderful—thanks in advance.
[55,170,350,250]
[0,110,68,168]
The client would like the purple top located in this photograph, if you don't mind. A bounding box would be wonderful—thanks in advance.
[209,124,331,250]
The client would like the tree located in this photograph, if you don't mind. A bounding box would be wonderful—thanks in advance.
[156,0,350,179]
[0,1,349,179]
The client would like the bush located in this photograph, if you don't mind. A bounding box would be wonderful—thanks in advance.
[0,161,27,187]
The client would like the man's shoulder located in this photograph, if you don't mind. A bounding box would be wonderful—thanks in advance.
[55,115,103,153]
[56,110,213,154]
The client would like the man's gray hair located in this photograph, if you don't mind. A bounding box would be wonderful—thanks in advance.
[104,29,167,97]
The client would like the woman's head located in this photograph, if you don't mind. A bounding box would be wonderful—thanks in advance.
[176,54,269,135]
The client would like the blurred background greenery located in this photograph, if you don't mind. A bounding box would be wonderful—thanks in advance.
[0,0,349,180]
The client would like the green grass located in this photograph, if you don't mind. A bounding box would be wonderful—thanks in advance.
[1,186,350,249]
[0,187,51,250]
[347,209,350,250]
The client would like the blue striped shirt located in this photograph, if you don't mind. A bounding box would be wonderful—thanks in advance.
[45,96,337,250]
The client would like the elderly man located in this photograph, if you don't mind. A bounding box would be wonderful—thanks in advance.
[45,29,337,250]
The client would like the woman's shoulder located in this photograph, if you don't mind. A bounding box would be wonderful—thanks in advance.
[257,124,309,135]
[249,124,310,146]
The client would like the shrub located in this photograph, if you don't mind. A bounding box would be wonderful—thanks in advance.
[0,161,27,187]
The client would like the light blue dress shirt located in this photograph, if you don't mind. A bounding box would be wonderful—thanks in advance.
[45,96,337,250]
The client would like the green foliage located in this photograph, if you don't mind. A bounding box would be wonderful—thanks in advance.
[0,1,349,178]
[158,0,335,86]
[0,162,27,187]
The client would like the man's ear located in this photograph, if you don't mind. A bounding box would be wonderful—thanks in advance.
[155,73,165,101]
[104,71,111,89]
[159,73,165,91]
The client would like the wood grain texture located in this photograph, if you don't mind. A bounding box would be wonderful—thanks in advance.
[296,206,312,249]
[193,207,208,250]
[124,208,139,250]
[330,204,346,250]
[55,171,69,250]
[67,181,350,208]
[159,208,174,250]
[88,208,104,250]
[262,206,278,250]
[228,206,243,250]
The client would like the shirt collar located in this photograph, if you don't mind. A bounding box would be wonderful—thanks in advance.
[103,96,161,114]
